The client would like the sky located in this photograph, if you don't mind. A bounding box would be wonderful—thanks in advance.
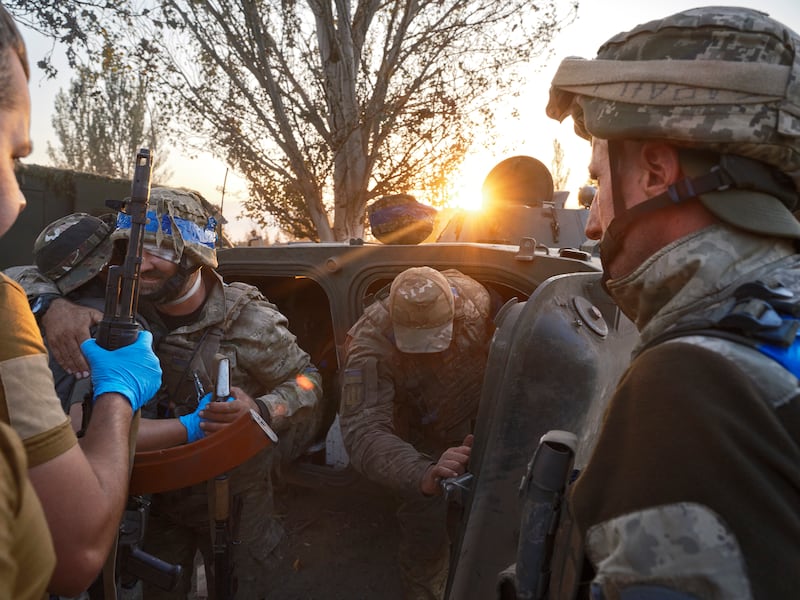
[18,1,800,240]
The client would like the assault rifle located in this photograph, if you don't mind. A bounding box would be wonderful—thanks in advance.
[90,149,182,598]
[96,148,151,350]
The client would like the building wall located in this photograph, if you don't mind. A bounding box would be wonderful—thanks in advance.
[1,164,132,269]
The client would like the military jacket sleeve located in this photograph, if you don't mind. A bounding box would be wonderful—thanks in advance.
[224,294,322,432]
[570,341,800,599]
[2,265,60,299]
[339,301,434,496]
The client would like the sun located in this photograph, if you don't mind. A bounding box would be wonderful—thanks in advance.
[446,155,492,212]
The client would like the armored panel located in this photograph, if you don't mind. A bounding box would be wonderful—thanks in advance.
[446,271,638,599]
[436,206,591,251]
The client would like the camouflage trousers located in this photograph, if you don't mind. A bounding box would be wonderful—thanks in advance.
[396,493,450,600]
[141,475,284,600]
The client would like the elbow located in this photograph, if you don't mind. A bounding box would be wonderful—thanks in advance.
[48,522,115,596]
[49,546,108,596]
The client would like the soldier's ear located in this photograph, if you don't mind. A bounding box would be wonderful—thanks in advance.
[639,142,681,199]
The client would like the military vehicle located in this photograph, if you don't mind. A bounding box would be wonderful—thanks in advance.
[9,157,636,598]
[208,230,637,597]
[130,155,634,598]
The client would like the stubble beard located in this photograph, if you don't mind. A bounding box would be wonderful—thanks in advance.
[140,269,194,305]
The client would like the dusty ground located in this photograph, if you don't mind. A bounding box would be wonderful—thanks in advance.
[191,467,406,600]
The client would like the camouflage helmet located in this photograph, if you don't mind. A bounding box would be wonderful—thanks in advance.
[111,187,218,269]
[34,213,114,294]
[547,7,800,182]
[481,155,554,207]
[546,7,800,238]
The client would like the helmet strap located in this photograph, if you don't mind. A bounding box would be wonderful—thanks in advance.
[598,139,630,277]
[598,148,792,270]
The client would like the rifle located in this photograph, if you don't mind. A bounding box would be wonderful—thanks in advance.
[91,149,156,600]
[213,355,235,600]
[512,430,577,600]
[96,148,152,350]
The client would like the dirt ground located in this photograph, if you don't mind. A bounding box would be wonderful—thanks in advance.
[191,468,406,600]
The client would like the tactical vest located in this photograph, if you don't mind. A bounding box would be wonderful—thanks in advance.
[155,282,264,417]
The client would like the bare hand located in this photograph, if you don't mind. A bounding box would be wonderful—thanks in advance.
[43,299,102,378]
[419,434,474,496]
[199,386,257,434]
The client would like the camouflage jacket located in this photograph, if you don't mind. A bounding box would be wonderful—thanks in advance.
[339,270,493,496]
[564,225,800,599]
[144,269,323,476]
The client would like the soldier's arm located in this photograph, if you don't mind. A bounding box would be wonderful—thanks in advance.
[41,299,101,377]
[29,393,134,595]
[7,265,99,375]
[338,319,440,495]
[232,299,323,432]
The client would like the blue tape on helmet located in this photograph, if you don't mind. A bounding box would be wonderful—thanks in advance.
[116,210,217,249]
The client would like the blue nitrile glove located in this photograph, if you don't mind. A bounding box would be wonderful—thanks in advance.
[80,330,162,412]
[178,392,235,443]
[179,392,214,443]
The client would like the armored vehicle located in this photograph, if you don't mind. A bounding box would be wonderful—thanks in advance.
[208,235,637,598]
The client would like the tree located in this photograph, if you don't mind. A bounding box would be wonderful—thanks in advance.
[551,138,571,191]
[10,1,577,241]
[47,62,171,180]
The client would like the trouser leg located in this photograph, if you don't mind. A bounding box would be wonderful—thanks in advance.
[396,494,450,600]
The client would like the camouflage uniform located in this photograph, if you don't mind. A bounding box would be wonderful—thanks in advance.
[120,187,325,600]
[140,268,323,600]
[549,225,800,599]
[545,7,800,599]
[14,193,324,599]
[340,269,493,600]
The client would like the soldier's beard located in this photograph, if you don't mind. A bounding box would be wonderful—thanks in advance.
[142,268,198,305]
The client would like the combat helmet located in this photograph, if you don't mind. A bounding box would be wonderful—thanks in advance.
[481,155,554,208]
[111,187,218,269]
[34,213,114,294]
[546,6,800,242]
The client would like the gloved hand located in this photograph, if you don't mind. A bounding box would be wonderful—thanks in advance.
[178,392,234,443]
[80,330,162,412]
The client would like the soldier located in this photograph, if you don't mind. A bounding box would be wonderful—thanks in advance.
[36,187,325,599]
[339,266,495,600]
[0,5,162,596]
[544,6,800,598]
[24,213,118,426]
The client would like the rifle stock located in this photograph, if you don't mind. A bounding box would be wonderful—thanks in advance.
[96,148,152,350]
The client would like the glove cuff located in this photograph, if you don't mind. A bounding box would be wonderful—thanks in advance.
[178,414,203,444]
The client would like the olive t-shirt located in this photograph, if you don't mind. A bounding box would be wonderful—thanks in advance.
[0,420,55,599]
[0,273,76,465]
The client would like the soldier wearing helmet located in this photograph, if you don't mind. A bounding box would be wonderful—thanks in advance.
[542,6,800,598]
[17,213,120,424]
[27,187,325,598]
[340,266,495,599]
